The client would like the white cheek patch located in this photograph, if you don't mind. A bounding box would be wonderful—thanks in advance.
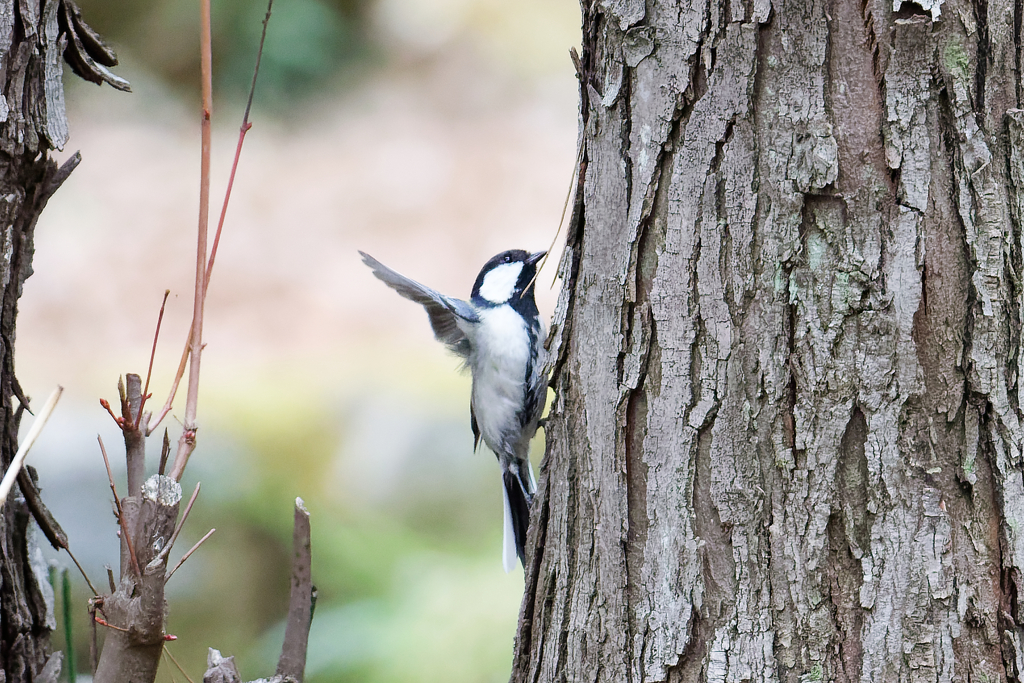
[479,262,523,304]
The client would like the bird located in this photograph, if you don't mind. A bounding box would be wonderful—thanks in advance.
[359,248,548,572]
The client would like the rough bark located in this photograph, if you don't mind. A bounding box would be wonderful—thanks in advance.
[0,1,125,680]
[0,0,75,679]
[512,0,1024,681]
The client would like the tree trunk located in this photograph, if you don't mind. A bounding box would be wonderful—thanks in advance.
[513,0,1024,681]
[0,0,71,678]
[0,0,124,680]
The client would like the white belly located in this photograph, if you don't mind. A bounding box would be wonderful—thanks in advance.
[469,305,531,455]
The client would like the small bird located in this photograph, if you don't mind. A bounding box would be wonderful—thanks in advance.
[360,249,548,572]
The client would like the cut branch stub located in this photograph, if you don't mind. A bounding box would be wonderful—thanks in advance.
[276,497,312,683]
[203,498,313,683]
[204,650,241,683]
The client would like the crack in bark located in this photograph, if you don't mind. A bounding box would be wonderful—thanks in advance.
[861,0,884,97]
[1016,0,1023,108]
[975,396,1024,643]
[622,191,659,679]
[556,398,579,683]
[621,63,635,233]
[1002,113,1023,415]
[975,0,989,116]
[665,602,707,683]
[517,447,553,682]
[938,91,981,388]
[826,405,869,683]
[781,199,810,453]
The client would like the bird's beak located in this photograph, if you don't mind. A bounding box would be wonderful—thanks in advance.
[526,251,546,266]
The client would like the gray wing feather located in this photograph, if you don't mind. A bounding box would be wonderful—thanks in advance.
[360,251,479,358]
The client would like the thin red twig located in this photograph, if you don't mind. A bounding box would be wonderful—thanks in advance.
[205,0,273,285]
[97,435,141,579]
[153,0,274,451]
[93,616,129,633]
[136,290,170,430]
[99,398,123,428]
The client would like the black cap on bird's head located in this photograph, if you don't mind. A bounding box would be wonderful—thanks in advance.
[471,249,546,310]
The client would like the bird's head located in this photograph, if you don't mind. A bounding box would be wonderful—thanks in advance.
[471,249,546,308]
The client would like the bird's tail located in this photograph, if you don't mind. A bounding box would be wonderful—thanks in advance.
[501,462,534,573]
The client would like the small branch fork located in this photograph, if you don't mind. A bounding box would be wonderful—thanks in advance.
[277,498,313,681]
[168,0,216,484]
[83,3,308,683]
[150,0,276,471]
[97,435,141,579]
[136,290,169,431]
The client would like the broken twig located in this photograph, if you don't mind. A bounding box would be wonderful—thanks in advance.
[165,527,216,583]
[0,386,63,506]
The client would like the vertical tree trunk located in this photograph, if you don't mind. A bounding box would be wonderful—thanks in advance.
[0,0,120,679]
[0,0,70,678]
[513,0,1024,681]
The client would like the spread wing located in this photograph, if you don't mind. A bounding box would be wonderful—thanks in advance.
[360,251,479,358]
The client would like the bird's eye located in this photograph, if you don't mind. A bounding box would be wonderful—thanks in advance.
[503,255,511,263]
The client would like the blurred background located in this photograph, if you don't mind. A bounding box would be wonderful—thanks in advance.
[16,0,579,680]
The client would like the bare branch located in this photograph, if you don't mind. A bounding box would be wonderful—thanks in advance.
[165,528,216,583]
[150,0,273,444]
[97,435,141,578]
[165,649,196,683]
[276,497,313,682]
[90,611,98,675]
[205,0,274,285]
[124,374,146,497]
[65,547,100,597]
[149,344,189,435]
[41,152,82,200]
[93,616,129,633]
[18,468,67,550]
[94,474,182,683]
[99,398,123,428]
[137,290,169,430]
[168,0,214,482]
[16,465,102,595]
